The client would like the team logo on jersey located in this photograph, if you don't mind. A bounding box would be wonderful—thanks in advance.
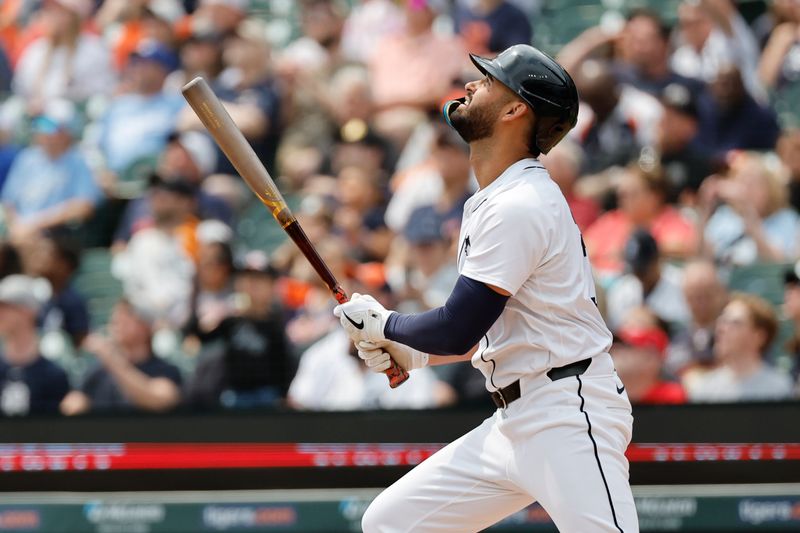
[459,235,471,262]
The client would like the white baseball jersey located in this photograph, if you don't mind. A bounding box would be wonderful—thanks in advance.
[457,158,612,391]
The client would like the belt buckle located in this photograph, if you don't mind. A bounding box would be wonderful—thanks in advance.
[495,388,507,409]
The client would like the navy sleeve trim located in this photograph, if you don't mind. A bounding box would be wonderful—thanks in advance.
[384,275,509,355]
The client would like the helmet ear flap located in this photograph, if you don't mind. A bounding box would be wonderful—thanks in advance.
[534,116,572,155]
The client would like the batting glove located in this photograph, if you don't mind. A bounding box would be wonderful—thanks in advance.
[357,340,429,373]
[333,293,393,344]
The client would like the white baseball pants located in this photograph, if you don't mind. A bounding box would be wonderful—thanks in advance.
[362,354,639,532]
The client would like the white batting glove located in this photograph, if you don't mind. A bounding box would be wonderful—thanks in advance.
[357,340,429,373]
[333,293,393,344]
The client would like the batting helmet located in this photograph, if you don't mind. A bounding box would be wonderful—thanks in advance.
[468,44,579,155]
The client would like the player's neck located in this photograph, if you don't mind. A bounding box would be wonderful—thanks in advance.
[469,139,532,190]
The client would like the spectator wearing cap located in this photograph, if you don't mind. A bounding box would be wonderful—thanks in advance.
[112,130,232,248]
[185,250,293,409]
[178,19,282,174]
[699,151,800,266]
[656,82,714,203]
[605,229,690,332]
[95,40,183,180]
[0,275,70,416]
[398,206,458,311]
[334,165,393,262]
[111,174,197,328]
[94,0,184,71]
[368,0,465,145]
[454,0,532,55]
[782,264,800,383]
[1,98,101,243]
[177,0,248,42]
[163,28,225,93]
[686,293,793,402]
[666,259,728,376]
[60,298,182,415]
[612,320,687,405]
[699,65,780,157]
[12,0,115,105]
[29,231,90,347]
[585,164,697,281]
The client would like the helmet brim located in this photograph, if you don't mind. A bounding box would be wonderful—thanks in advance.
[469,54,510,88]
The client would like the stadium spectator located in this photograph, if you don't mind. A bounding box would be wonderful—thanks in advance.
[699,151,800,266]
[386,124,471,238]
[60,298,182,414]
[1,99,101,243]
[454,0,532,55]
[557,9,701,97]
[341,0,403,64]
[0,274,69,416]
[540,139,599,233]
[701,65,780,156]
[612,322,687,405]
[333,165,392,262]
[782,264,800,383]
[666,259,728,376]
[570,60,662,174]
[686,293,793,402]
[0,120,20,193]
[671,0,762,100]
[584,163,697,281]
[656,82,714,203]
[179,19,282,174]
[185,250,292,408]
[94,0,183,71]
[95,40,182,181]
[368,0,464,144]
[397,206,458,311]
[112,130,231,248]
[606,229,690,332]
[29,232,89,347]
[164,28,225,93]
[111,174,197,328]
[12,0,115,106]
[178,0,247,41]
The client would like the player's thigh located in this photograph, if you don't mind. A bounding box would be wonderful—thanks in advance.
[362,417,533,533]
[514,377,638,533]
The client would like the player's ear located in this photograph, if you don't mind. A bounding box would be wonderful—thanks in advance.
[501,101,529,123]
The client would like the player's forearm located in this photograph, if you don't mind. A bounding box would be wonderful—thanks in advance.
[428,347,477,367]
[384,276,508,355]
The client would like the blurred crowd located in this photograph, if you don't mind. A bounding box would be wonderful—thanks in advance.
[0,0,799,417]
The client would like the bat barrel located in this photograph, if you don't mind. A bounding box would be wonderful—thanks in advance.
[181,77,295,228]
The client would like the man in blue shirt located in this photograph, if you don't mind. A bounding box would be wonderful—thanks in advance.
[1,99,101,242]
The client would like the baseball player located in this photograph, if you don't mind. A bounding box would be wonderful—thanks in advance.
[334,44,639,533]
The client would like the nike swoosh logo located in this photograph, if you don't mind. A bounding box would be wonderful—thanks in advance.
[616,384,626,395]
[343,312,364,330]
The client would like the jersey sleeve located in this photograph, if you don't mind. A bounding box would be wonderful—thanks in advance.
[460,198,547,296]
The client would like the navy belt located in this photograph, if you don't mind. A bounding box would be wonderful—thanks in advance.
[490,358,592,409]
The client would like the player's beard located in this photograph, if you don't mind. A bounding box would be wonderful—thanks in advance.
[449,100,502,143]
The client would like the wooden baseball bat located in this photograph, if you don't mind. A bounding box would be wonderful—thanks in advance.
[181,77,409,389]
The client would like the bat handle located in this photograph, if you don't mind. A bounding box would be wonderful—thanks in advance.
[332,284,410,389]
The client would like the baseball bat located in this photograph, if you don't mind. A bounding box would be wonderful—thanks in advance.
[181,77,409,389]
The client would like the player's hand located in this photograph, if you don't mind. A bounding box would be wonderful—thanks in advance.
[333,293,393,344]
[357,340,429,373]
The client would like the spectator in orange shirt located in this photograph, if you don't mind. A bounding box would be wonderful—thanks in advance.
[585,163,697,283]
[612,321,687,405]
